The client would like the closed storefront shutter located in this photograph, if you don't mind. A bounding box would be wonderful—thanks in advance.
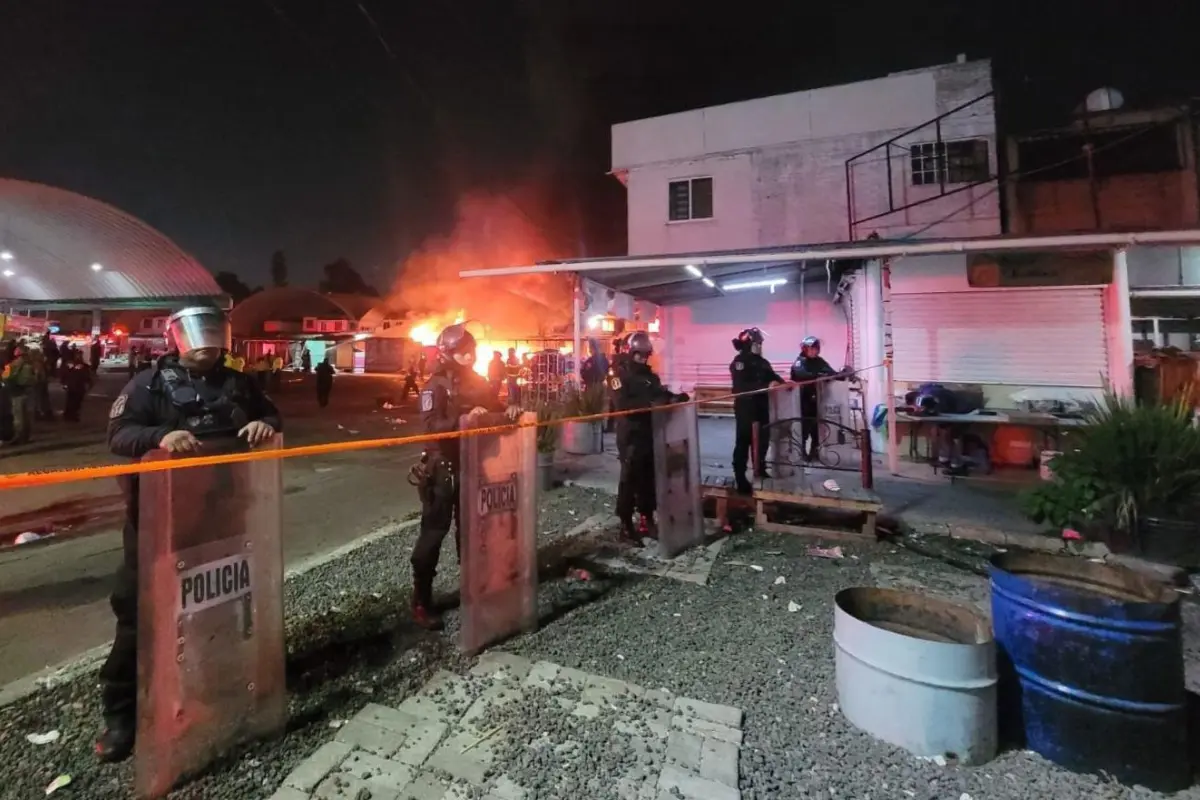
[891,288,1108,387]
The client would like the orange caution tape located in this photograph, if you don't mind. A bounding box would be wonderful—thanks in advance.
[0,365,885,490]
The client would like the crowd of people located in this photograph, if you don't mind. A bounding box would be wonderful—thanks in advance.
[0,333,100,446]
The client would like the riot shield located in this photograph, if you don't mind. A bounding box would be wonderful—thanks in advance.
[652,402,703,558]
[136,437,285,799]
[768,384,802,478]
[458,412,538,655]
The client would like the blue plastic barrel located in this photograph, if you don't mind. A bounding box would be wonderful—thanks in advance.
[989,552,1190,792]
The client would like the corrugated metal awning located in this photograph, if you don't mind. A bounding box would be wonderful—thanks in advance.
[0,178,223,305]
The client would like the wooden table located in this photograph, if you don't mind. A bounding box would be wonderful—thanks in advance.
[701,475,883,539]
[895,409,1086,464]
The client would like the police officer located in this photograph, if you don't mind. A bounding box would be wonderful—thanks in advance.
[97,306,281,763]
[613,332,687,540]
[604,333,631,434]
[789,336,839,462]
[730,327,783,494]
[409,323,520,630]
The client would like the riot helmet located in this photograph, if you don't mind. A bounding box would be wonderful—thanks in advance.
[627,331,653,363]
[436,323,478,369]
[733,327,765,355]
[167,306,230,372]
[801,335,821,356]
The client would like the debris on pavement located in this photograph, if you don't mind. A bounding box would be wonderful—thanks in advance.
[26,730,61,745]
[774,575,786,585]
[787,600,802,612]
[807,545,845,559]
[44,774,71,795]
[822,479,841,492]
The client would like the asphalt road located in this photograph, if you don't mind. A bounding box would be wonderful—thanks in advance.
[0,371,427,687]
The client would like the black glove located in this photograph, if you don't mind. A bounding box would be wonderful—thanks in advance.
[676,393,690,403]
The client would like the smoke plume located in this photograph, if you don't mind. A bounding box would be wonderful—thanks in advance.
[388,186,574,339]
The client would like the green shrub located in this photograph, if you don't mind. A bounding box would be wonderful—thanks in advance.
[563,382,607,418]
[1019,390,1200,533]
[535,401,563,454]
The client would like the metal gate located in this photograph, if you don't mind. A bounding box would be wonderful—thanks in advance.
[652,402,704,558]
[136,438,286,799]
[458,411,539,655]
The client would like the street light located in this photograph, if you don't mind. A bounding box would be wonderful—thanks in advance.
[0,251,13,261]
[91,262,104,271]
[2,269,13,278]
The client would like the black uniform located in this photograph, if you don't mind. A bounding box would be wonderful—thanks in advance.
[731,351,783,483]
[315,360,334,407]
[614,360,681,531]
[789,354,837,460]
[101,355,281,738]
[411,364,502,609]
[604,351,629,434]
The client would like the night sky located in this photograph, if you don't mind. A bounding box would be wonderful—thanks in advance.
[2,1,1195,289]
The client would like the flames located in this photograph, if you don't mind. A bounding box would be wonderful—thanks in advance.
[405,310,572,377]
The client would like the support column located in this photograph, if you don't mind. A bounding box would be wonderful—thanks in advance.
[861,260,885,453]
[881,258,898,476]
[1106,249,1135,396]
[572,276,582,386]
[90,307,102,337]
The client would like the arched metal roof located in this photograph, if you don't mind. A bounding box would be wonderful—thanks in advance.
[230,287,375,338]
[0,178,223,305]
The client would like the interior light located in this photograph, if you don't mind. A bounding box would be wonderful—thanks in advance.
[2,269,13,278]
[91,262,104,271]
[702,277,716,288]
[0,251,12,261]
[722,278,788,291]
[684,264,702,277]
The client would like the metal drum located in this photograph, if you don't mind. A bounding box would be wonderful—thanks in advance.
[989,552,1189,792]
[834,587,998,765]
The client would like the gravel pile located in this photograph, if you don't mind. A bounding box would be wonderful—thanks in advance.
[2,485,1194,800]
[0,487,615,800]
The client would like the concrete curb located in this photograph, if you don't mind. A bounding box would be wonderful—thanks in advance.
[895,518,1189,586]
[0,518,422,712]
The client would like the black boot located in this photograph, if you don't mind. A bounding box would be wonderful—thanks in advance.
[411,578,443,631]
[95,719,135,763]
[735,474,753,495]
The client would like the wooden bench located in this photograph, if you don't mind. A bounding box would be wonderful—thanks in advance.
[693,385,734,416]
[701,474,883,539]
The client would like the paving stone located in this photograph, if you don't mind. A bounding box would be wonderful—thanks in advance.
[355,702,427,734]
[489,775,528,800]
[699,737,740,788]
[664,729,704,772]
[672,697,744,729]
[283,740,354,792]
[469,651,534,682]
[581,674,637,706]
[657,763,741,800]
[522,660,560,690]
[459,682,526,733]
[268,787,310,800]
[640,687,676,710]
[391,718,449,767]
[424,729,500,785]
[553,664,590,689]
[338,749,416,791]
[671,714,744,746]
[571,702,601,720]
[314,772,402,800]
[397,670,475,724]
[401,772,451,800]
[334,718,407,756]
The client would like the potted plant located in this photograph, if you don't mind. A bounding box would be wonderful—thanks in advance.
[535,401,562,490]
[1020,389,1200,565]
[561,383,607,455]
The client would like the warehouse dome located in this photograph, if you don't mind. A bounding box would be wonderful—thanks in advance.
[0,177,222,304]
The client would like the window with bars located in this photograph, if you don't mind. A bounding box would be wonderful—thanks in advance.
[667,177,714,221]
[909,139,990,186]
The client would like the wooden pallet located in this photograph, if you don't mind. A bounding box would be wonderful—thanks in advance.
[693,385,735,416]
[701,474,882,539]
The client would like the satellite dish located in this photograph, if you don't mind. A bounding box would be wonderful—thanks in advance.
[1084,87,1125,113]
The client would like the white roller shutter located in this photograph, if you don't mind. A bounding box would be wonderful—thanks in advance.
[891,288,1108,387]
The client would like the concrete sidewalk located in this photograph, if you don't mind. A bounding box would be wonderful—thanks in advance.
[556,417,1045,536]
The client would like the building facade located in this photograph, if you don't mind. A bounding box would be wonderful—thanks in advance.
[611,57,1000,255]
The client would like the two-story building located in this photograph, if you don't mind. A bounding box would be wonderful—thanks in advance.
[462,58,1200,471]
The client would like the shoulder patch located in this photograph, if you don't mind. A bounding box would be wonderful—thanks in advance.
[109,394,128,419]
[735,361,745,371]
[610,377,622,390]
[419,390,434,413]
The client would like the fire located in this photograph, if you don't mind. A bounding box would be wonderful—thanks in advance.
[406,311,572,377]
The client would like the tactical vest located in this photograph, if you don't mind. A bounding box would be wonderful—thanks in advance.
[158,364,247,438]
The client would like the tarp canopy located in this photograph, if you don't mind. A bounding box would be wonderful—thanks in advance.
[0,178,223,307]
